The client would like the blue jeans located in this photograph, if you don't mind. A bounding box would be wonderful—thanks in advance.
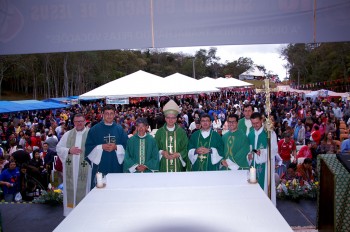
[4,193,15,202]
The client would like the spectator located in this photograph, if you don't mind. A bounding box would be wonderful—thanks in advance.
[296,158,314,182]
[280,163,297,183]
[278,132,297,168]
[311,125,321,145]
[296,141,313,160]
[0,160,21,202]
[45,132,58,152]
[212,113,222,132]
[319,132,337,154]
[11,145,31,167]
[340,133,350,154]
[293,120,305,145]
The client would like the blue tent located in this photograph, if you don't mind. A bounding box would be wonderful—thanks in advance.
[0,100,67,113]
[13,100,68,111]
[0,101,31,113]
[43,96,79,104]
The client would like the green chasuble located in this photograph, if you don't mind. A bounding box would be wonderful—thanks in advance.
[188,130,224,171]
[238,118,254,136]
[155,124,188,172]
[221,129,250,170]
[247,129,268,189]
[124,133,159,173]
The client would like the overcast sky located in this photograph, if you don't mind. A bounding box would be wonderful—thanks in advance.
[165,44,289,80]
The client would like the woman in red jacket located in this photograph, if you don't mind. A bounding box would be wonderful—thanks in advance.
[311,125,321,145]
[296,141,313,160]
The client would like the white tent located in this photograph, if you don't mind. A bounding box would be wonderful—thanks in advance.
[79,70,164,99]
[164,73,219,94]
[239,67,265,80]
[276,85,311,94]
[216,77,253,88]
[305,89,349,100]
[79,70,219,99]
[199,77,253,88]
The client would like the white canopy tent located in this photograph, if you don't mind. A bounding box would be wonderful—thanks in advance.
[199,77,253,88]
[305,89,349,100]
[164,73,219,94]
[79,70,164,99]
[79,70,220,99]
[276,85,311,94]
[216,77,253,88]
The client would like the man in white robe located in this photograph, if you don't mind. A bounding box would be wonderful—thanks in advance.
[247,112,278,206]
[56,113,91,216]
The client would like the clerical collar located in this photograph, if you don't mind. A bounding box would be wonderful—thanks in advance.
[201,130,211,138]
[254,126,264,136]
[75,127,86,133]
[138,133,147,138]
[166,126,175,131]
[245,118,252,124]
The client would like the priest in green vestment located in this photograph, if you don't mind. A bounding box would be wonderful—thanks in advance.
[85,105,128,189]
[124,118,159,173]
[56,113,91,216]
[238,104,254,136]
[247,112,278,205]
[188,114,224,171]
[155,100,188,172]
[221,114,250,171]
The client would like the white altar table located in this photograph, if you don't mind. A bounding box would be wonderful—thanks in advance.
[54,171,292,232]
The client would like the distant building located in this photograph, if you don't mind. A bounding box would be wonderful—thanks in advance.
[238,67,265,80]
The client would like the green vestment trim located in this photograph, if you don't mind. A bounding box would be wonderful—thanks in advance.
[65,128,89,208]
[155,124,188,172]
[222,130,250,170]
[124,134,159,173]
[248,129,268,189]
[188,129,224,171]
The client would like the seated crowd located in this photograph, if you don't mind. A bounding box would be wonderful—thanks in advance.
[1,90,349,204]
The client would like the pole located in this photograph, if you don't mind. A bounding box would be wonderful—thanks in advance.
[264,79,272,199]
[192,58,196,79]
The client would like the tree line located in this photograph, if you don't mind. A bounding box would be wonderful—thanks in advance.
[281,42,350,88]
[0,42,349,100]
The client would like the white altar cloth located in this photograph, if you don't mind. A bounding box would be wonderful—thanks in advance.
[54,171,292,232]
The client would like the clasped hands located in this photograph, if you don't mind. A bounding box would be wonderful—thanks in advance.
[102,143,117,152]
[195,147,211,155]
[162,151,180,160]
[247,150,261,161]
[136,164,147,172]
[69,146,82,155]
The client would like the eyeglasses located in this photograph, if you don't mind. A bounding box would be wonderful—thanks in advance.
[166,117,177,120]
[227,121,237,124]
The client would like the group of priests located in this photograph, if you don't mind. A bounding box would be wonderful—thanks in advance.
[57,100,277,216]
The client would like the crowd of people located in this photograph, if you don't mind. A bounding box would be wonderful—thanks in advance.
[1,89,350,216]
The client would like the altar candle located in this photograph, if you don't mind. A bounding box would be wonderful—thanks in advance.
[249,167,256,182]
[96,172,103,188]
